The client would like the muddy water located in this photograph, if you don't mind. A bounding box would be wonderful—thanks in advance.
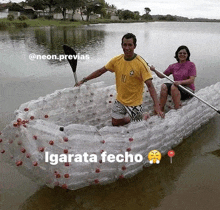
[0,22,220,210]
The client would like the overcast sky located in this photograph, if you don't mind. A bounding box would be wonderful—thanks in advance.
[106,0,220,19]
[2,0,220,19]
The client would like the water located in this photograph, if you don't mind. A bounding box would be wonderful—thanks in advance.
[0,22,220,210]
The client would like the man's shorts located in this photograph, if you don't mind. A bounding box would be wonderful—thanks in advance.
[164,83,194,100]
[111,100,143,121]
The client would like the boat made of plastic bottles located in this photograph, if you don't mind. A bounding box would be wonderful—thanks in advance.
[1,77,220,190]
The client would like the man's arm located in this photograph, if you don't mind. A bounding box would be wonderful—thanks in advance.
[145,79,165,118]
[75,66,108,86]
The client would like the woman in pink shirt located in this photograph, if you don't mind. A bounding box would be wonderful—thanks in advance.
[150,45,197,111]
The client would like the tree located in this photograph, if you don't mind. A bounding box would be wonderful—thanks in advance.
[133,11,140,20]
[120,10,134,20]
[144,7,151,15]
[157,15,177,21]
[26,0,58,14]
[8,3,24,11]
[25,0,45,10]
[55,0,75,20]
[68,0,82,20]
[143,7,152,21]
[83,0,103,21]
[166,14,177,21]
[117,9,123,20]
[42,0,58,14]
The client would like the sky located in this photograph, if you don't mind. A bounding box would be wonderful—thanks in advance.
[1,0,220,19]
[106,0,220,19]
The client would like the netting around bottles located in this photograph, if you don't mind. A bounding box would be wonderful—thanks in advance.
[0,77,219,190]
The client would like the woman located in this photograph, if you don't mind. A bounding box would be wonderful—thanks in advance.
[150,45,197,111]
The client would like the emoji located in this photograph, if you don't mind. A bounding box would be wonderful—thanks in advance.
[148,150,162,164]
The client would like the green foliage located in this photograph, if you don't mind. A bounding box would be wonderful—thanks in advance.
[83,0,104,21]
[18,15,29,21]
[7,14,15,21]
[120,10,134,20]
[105,12,111,19]
[166,15,177,21]
[28,0,45,10]
[8,3,24,12]
[0,21,10,29]
[142,7,152,21]
[142,14,153,21]
[100,8,107,18]
[158,15,177,21]
[144,7,151,15]
[0,19,28,30]
[133,11,140,20]
[13,22,28,28]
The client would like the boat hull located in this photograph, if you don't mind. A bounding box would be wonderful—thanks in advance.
[1,78,220,190]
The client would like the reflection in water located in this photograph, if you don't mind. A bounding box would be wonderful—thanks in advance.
[17,126,204,210]
[18,116,220,210]
[32,26,105,65]
[211,149,220,157]
[1,22,220,210]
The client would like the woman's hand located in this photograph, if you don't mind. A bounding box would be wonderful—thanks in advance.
[174,76,195,86]
[174,81,182,86]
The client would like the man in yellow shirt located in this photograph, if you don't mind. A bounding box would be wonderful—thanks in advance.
[76,33,164,126]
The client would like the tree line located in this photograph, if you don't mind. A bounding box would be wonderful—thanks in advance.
[8,1,182,22]
[19,0,154,21]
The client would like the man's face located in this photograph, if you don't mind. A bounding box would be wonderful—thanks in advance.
[122,38,136,59]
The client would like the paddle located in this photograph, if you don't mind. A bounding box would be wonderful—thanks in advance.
[151,67,220,114]
[63,44,78,84]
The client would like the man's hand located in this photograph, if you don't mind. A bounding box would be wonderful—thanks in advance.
[145,79,165,119]
[74,67,108,87]
[75,79,86,87]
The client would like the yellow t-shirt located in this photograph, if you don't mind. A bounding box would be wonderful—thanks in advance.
[105,54,152,106]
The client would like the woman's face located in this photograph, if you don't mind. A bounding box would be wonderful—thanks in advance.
[178,49,188,63]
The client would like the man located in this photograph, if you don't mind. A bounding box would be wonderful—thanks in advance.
[76,33,164,126]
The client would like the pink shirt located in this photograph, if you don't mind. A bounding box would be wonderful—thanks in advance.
[164,61,197,90]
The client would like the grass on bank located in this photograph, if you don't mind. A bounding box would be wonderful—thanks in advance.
[0,17,146,30]
[0,18,86,29]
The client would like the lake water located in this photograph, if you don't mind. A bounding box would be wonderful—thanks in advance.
[0,22,220,210]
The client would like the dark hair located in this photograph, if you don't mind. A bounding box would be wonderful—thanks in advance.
[121,33,137,47]
[174,45,191,62]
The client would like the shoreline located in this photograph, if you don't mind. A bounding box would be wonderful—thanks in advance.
[1,17,220,30]
[0,18,147,30]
